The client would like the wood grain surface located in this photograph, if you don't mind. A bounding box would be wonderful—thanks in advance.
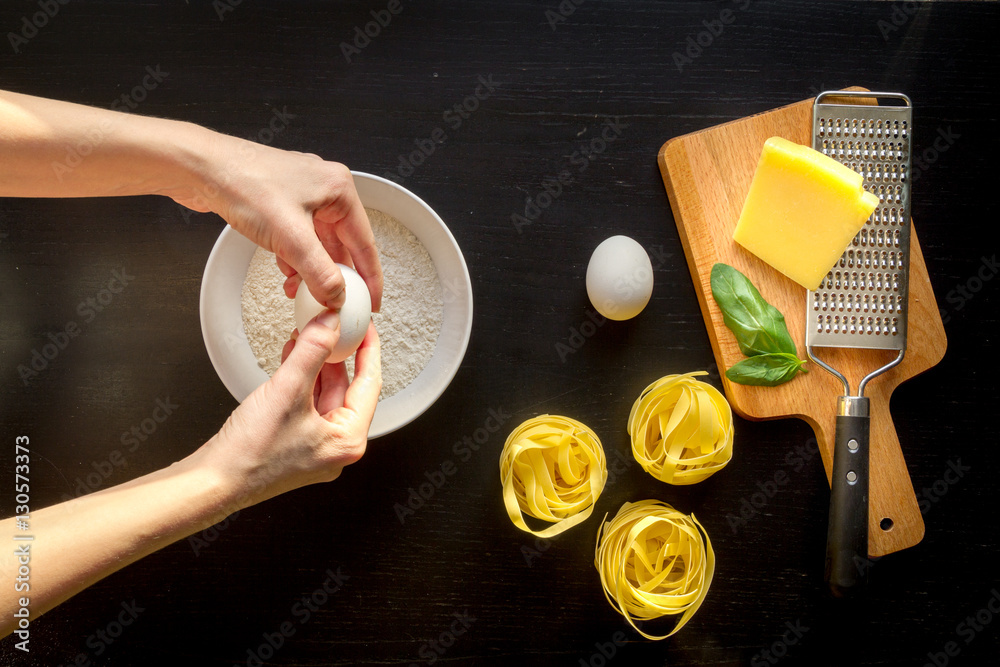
[658,91,947,557]
[1,2,997,666]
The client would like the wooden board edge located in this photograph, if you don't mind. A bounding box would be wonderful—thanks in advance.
[658,86,950,420]
[847,223,950,404]
[872,500,926,558]
[656,86,939,559]
[658,137,761,422]
[659,114,821,423]
[908,227,949,367]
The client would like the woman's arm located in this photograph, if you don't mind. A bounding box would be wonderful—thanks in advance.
[1,445,234,634]
[0,90,385,636]
[1,317,381,637]
[0,88,207,199]
[0,89,383,311]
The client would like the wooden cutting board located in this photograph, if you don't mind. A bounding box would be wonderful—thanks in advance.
[658,90,948,558]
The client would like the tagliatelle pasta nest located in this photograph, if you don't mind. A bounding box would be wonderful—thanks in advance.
[500,415,607,537]
[594,500,715,640]
[627,371,734,485]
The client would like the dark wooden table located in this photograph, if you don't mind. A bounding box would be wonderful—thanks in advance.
[2,2,998,665]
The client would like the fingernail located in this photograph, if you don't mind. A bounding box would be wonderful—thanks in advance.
[316,309,340,330]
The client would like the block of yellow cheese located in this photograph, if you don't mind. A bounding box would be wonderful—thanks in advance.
[732,136,880,291]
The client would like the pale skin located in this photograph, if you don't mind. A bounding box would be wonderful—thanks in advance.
[0,90,383,637]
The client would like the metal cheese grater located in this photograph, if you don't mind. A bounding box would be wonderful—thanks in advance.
[806,91,912,597]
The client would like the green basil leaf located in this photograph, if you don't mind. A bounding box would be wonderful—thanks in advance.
[725,352,806,386]
[710,263,797,357]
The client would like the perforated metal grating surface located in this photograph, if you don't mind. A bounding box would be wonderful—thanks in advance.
[807,93,912,351]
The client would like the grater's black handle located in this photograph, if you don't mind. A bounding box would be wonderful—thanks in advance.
[824,396,871,598]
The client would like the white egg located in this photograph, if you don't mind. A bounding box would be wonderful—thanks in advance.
[294,263,372,363]
[586,235,653,321]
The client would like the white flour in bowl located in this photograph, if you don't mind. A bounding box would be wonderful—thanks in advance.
[240,208,443,399]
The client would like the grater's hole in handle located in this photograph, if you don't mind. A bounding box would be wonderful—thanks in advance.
[879,517,894,532]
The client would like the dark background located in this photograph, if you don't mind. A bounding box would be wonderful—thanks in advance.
[1,1,998,665]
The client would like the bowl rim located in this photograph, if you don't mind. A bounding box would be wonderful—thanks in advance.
[199,171,473,438]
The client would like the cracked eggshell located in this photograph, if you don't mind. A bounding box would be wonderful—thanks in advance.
[294,263,372,363]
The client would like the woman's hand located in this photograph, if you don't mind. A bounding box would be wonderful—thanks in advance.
[171,134,384,312]
[0,90,382,311]
[199,313,382,509]
[0,90,385,633]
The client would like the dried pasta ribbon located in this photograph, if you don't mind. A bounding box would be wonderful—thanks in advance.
[595,500,715,640]
[627,371,734,485]
[500,415,607,538]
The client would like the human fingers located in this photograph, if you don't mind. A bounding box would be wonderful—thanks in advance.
[277,246,352,301]
[276,219,347,310]
[315,360,350,416]
[282,273,302,300]
[275,253,296,278]
[274,254,301,299]
[342,322,381,420]
[314,185,383,312]
[271,311,341,400]
[313,224,355,270]
[288,150,323,161]
[280,336,296,365]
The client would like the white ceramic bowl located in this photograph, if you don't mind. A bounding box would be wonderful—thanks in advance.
[199,172,473,438]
